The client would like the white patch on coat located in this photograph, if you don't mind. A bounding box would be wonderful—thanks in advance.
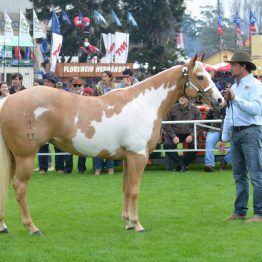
[107,105,115,110]
[0,97,8,112]
[72,83,176,157]
[74,115,79,126]
[34,107,48,120]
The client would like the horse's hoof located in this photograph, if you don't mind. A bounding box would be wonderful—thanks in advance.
[0,228,8,234]
[32,230,41,236]
[125,225,134,230]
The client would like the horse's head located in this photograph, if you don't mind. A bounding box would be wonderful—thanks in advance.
[181,53,225,109]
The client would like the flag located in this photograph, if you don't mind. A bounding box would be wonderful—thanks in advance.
[4,10,14,40]
[114,32,129,63]
[50,11,63,72]
[127,12,138,27]
[40,38,49,62]
[33,9,46,39]
[249,10,257,33]
[62,10,71,25]
[24,47,34,60]
[19,10,32,42]
[233,12,241,34]
[217,15,223,35]
[93,10,108,27]
[111,9,122,27]
[0,46,12,58]
[79,10,86,27]
[102,33,115,63]
[233,12,243,48]
[51,11,61,34]
[14,46,22,60]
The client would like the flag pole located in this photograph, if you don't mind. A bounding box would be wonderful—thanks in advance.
[18,9,20,72]
[217,0,221,63]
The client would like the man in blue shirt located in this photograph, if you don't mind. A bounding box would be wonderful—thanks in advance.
[220,50,262,222]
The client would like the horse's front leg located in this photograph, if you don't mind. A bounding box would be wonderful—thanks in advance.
[13,155,40,235]
[122,160,134,230]
[124,153,147,232]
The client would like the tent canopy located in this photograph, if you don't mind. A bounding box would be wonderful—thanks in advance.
[204,62,231,72]
[0,36,33,47]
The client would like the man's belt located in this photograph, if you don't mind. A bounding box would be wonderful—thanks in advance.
[233,124,257,132]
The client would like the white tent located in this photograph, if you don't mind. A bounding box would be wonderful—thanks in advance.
[0,35,33,47]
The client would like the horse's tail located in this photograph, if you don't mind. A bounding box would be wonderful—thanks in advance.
[0,128,11,214]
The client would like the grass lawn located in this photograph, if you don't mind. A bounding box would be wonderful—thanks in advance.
[1,162,261,262]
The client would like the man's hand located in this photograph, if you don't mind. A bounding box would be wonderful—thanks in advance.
[123,78,132,87]
[218,141,226,153]
[173,136,180,145]
[223,88,235,101]
[185,135,193,144]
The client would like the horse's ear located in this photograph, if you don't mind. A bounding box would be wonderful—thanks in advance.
[200,51,206,62]
[188,53,198,68]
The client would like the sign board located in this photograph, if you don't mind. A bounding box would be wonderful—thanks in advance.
[54,63,134,78]
[251,34,262,76]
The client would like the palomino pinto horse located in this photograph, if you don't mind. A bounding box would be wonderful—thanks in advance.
[0,55,224,235]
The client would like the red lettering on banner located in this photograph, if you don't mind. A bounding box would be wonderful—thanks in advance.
[107,43,115,54]
[53,44,61,57]
[115,41,127,56]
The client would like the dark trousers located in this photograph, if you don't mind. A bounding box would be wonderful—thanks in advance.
[64,154,87,172]
[54,146,64,171]
[38,144,49,171]
[164,134,197,167]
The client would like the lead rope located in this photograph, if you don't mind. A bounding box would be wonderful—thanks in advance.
[182,66,191,100]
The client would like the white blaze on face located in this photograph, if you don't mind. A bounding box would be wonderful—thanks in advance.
[72,83,176,157]
[34,107,49,120]
[195,62,224,106]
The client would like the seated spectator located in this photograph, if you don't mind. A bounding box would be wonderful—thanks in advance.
[162,96,202,172]
[93,71,115,175]
[117,68,139,88]
[203,107,231,172]
[0,82,10,99]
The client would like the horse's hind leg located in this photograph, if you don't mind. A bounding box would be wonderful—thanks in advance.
[13,155,40,234]
[123,153,147,232]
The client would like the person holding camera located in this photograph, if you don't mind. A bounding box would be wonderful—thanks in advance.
[220,50,262,223]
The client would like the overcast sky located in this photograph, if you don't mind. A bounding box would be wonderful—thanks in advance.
[185,0,232,18]
[0,0,32,12]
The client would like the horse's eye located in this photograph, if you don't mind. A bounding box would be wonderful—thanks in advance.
[196,75,204,80]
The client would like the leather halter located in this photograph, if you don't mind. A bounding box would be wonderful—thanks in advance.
[181,66,215,101]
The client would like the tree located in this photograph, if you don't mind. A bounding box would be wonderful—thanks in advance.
[122,0,186,73]
[27,0,186,74]
[27,0,122,57]
[230,0,262,33]
[183,5,237,58]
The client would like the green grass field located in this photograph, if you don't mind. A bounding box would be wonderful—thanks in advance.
[1,162,261,262]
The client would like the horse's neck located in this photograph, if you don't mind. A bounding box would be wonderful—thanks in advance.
[128,65,183,119]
